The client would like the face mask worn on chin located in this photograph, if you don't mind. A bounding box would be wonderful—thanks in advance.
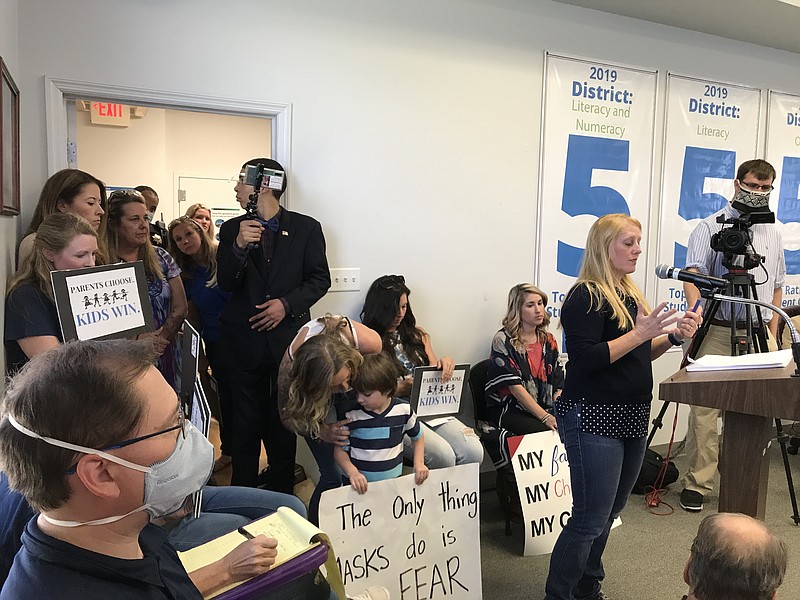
[731,188,771,213]
[6,414,214,527]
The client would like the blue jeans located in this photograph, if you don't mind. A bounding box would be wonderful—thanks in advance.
[306,437,343,526]
[402,419,484,468]
[544,403,647,600]
[166,485,307,551]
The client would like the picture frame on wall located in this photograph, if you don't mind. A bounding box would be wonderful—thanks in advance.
[1,56,20,217]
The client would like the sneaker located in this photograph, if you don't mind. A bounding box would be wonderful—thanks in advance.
[680,488,704,512]
[348,586,391,600]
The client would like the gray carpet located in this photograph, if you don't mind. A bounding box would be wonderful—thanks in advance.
[479,440,800,599]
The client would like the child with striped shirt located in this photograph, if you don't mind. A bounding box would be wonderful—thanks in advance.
[334,353,429,493]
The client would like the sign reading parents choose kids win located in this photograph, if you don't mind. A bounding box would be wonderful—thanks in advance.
[538,54,657,332]
[51,261,155,341]
[319,464,481,600]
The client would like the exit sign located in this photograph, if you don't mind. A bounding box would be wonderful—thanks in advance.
[90,102,130,126]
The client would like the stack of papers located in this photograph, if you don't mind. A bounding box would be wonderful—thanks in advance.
[686,349,793,372]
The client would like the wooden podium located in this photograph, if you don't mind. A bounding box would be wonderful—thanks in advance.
[660,363,800,518]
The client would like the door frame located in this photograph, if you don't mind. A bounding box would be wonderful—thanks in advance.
[44,77,293,205]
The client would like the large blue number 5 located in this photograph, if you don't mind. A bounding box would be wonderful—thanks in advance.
[558,134,630,276]
[674,146,736,267]
[777,156,800,275]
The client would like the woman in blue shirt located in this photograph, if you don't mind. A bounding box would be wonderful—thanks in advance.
[170,215,233,471]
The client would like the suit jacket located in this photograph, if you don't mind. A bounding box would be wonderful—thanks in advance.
[217,210,331,370]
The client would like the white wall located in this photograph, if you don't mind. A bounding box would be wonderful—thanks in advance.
[13,0,800,441]
[75,106,270,220]
[0,0,19,391]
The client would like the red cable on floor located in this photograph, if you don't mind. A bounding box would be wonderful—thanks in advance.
[644,404,680,515]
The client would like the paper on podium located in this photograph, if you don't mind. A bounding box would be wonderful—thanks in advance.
[178,506,343,599]
[685,348,793,372]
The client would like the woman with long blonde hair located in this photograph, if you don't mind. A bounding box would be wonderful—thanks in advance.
[277,314,381,524]
[185,203,215,240]
[486,283,563,456]
[5,213,98,375]
[543,214,703,600]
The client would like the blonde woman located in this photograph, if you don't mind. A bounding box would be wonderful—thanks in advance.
[185,202,215,239]
[544,214,702,600]
[278,315,381,524]
[106,189,187,391]
[487,284,563,442]
[5,213,98,374]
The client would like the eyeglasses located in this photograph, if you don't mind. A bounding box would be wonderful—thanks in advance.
[739,180,774,192]
[65,407,186,474]
[377,274,405,289]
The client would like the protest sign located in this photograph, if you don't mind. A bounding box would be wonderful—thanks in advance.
[410,364,470,419]
[51,261,154,341]
[509,432,620,556]
[319,463,481,600]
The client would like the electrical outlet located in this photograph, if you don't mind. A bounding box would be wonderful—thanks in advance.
[329,268,361,292]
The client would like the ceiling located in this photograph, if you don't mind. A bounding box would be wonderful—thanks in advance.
[553,0,800,55]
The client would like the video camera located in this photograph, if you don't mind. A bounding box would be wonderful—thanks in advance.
[710,211,774,271]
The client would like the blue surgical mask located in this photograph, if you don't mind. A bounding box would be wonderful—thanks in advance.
[7,414,214,527]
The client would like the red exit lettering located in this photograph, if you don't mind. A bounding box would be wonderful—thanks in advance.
[92,102,123,118]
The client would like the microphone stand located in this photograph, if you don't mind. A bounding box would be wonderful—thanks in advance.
[648,289,800,524]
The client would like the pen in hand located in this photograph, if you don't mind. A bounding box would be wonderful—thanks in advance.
[238,526,255,540]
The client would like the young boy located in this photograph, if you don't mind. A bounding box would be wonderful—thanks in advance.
[334,353,429,494]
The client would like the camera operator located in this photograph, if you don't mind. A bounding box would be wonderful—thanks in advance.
[679,159,786,513]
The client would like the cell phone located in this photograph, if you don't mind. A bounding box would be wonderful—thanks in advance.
[243,164,285,191]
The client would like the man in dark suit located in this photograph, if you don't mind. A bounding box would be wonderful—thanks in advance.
[217,158,331,492]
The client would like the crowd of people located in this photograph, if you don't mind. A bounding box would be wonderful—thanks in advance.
[0,157,792,600]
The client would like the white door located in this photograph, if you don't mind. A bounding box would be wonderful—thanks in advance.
[176,174,244,242]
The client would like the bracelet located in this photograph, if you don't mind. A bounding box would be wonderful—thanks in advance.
[540,413,553,424]
[668,333,685,346]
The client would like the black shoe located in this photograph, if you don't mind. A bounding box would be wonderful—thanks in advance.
[680,488,704,512]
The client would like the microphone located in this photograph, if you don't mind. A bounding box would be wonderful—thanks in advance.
[655,264,727,291]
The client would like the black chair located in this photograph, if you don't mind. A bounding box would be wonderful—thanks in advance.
[469,359,513,536]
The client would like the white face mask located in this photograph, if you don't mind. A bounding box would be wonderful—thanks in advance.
[7,414,214,527]
[145,211,155,223]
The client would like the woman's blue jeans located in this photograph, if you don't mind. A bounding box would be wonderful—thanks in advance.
[544,403,647,600]
[306,436,343,526]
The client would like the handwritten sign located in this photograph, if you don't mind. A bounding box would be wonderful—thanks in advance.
[319,464,481,599]
[410,364,470,419]
[509,432,573,555]
[51,261,155,341]
[509,432,620,556]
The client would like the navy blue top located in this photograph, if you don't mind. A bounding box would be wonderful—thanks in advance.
[183,265,231,343]
[0,473,34,588]
[3,283,62,376]
[1,519,201,599]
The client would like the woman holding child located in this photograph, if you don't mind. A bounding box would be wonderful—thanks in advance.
[361,275,483,469]
[279,315,382,524]
[543,214,702,600]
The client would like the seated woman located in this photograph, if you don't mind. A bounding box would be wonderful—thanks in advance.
[106,189,187,391]
[17,169,107,267]
[279,317,382,524]
[486,283,563,438]
[185,202,215,240]
[169,215,233,472]
[5,213,99,374]
[361,275,483,469]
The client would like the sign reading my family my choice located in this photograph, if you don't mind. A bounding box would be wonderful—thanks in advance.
[51,261,155,341]
[319,463,481,600]
[538,53,657,332]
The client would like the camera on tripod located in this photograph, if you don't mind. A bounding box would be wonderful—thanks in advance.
[710,211,774,270]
